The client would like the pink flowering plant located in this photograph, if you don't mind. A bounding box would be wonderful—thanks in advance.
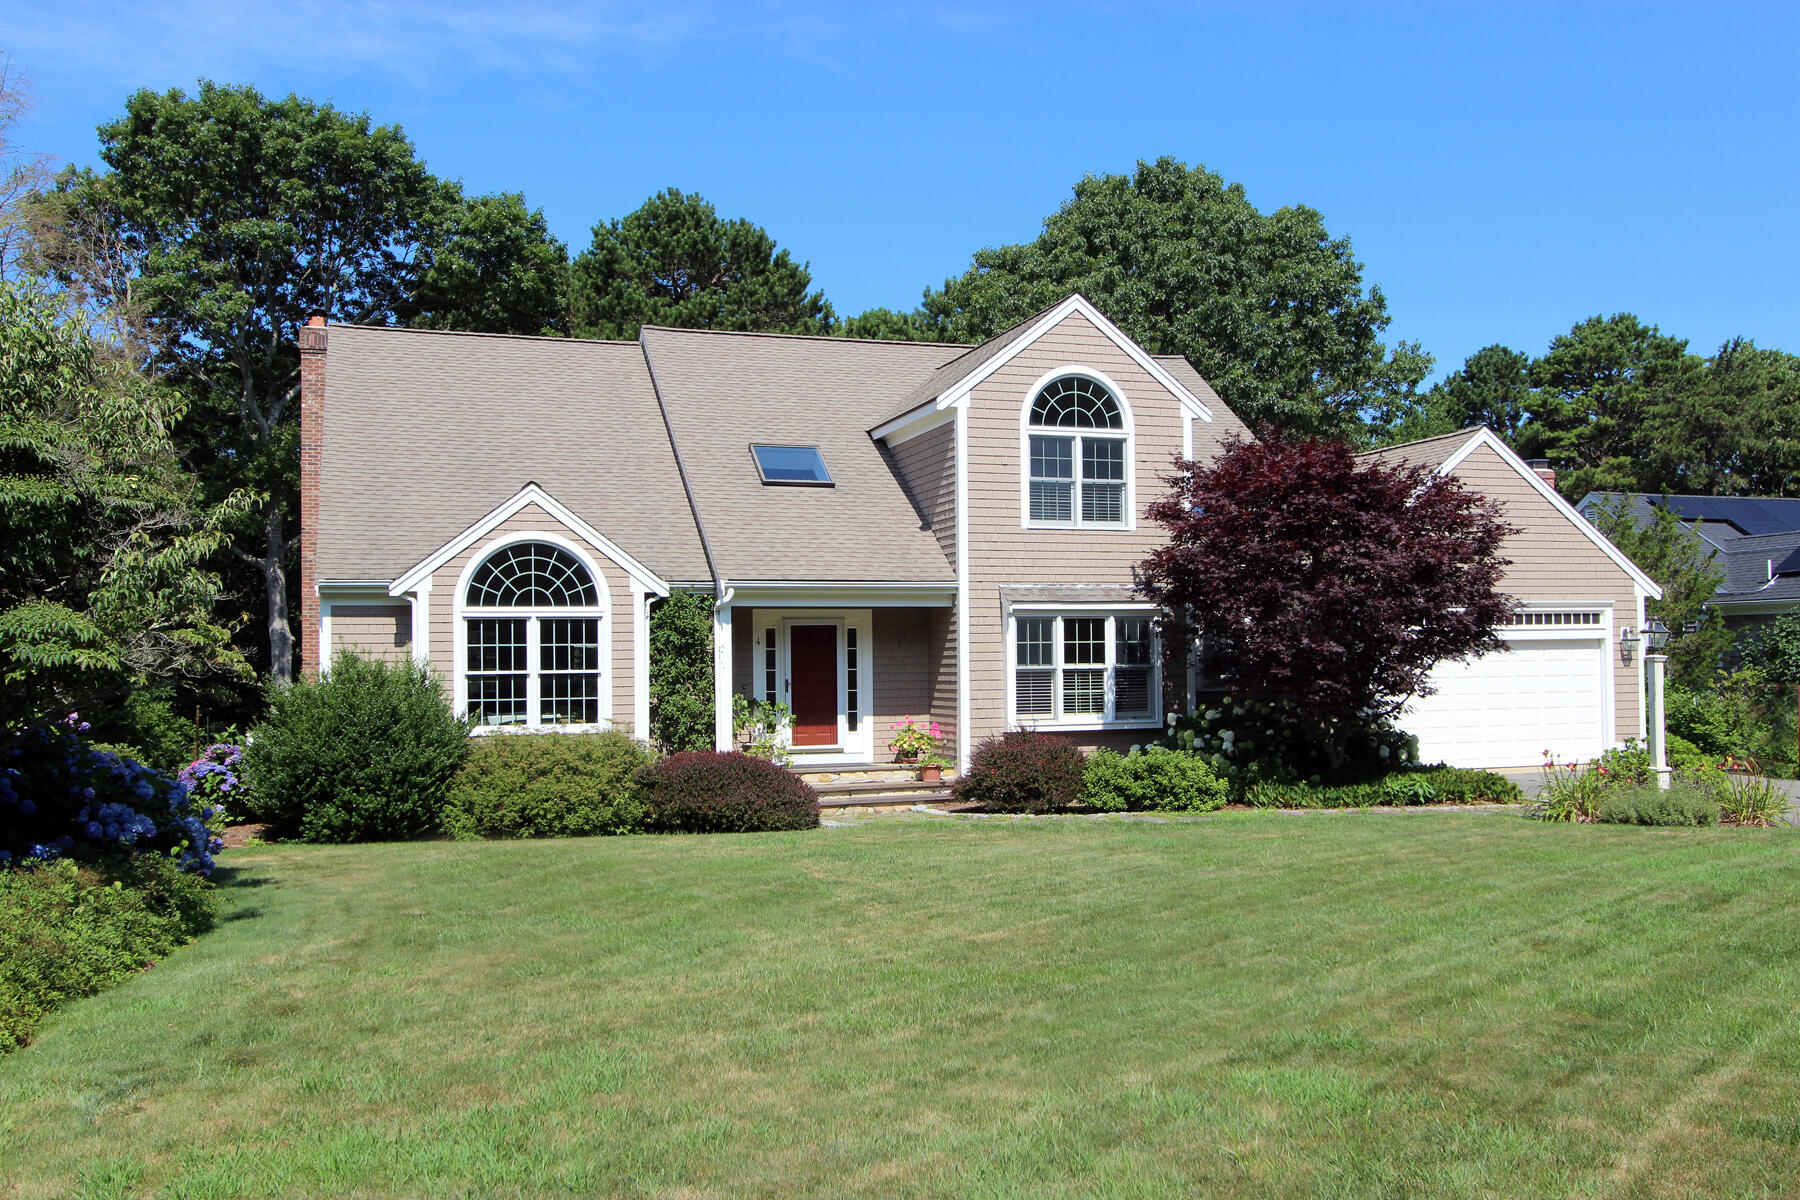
[888,717,942,763]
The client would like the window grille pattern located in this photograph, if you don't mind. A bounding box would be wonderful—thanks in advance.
[467,618,528,726]
[846,627,860,732]
[463,543,603,728]
[1027,376,1127,526]
[1011,612,1159,726]
[764,628,778,704]
[466,542,597,607]
[1506,611,1603,627]
[1029,376,1123,428]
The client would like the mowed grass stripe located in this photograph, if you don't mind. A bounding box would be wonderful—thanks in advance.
[3,813,1798,1199]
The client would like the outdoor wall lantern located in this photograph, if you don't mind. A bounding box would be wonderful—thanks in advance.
[1644,616,1672,654]
[1619,624,1640,664]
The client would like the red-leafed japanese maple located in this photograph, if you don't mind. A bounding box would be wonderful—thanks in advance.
[1139,434,1518,770]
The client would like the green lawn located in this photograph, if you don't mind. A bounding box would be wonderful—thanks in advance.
[5,812,1800,1199]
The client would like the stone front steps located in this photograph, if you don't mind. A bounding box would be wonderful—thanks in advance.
[802,775,955,809]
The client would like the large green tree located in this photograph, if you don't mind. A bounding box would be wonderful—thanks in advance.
[0,279,246,735]
[917,157,1430,436]
[1517,314,1701,498]
[568,189,832,340]
[1585,495,1731,687]
[44,82,566,683]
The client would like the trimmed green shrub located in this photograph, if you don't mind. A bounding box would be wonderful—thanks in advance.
[952,732,1086,814]
[243,650,470,843]
[1083,747,1227,812]
[1249,766,1522,809]
[1596,781,1720,827]
[643,751,819,833]
[1,855,213,1051]
[445,730,652,839]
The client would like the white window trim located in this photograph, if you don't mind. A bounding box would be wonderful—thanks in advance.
[1006,604,1163,731]
[452,530,612,732]
[1018,366,1137,532]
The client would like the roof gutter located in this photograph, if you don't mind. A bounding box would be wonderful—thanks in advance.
[640,329,726,604]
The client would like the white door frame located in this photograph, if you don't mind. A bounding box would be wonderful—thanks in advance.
[752,609,874,766]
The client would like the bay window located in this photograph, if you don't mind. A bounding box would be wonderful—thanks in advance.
[1011,610,1160,727]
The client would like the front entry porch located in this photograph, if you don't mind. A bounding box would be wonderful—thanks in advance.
[711,589,958,772]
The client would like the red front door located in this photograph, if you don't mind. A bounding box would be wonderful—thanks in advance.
[789,625,839,747]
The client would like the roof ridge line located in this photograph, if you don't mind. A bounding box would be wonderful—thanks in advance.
[639,324,972,349]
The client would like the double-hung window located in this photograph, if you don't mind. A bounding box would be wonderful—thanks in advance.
[1012,610,1159,726]
[1025,375,1129,527]
[463,541,605,727]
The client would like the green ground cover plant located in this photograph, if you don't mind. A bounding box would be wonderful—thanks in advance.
[1595,781,1721,827]
[445,730,651,839]
[1245,766,1523,809]
[6,817,1800,1198]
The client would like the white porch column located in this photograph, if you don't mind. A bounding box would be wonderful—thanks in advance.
[713,595,734,752]
[633,590,651,740]
[1646,652,1671,790]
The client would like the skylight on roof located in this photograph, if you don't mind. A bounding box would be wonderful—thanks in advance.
[751,444,832,486]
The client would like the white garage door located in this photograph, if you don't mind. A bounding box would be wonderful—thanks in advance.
[1400,637,1607,769]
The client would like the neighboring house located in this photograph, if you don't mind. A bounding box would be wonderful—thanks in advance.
[1360,431,1661,768]
[300,295,1657,773]
[1577,493,1800,639]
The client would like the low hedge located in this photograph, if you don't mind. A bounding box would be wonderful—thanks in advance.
[1,855,214,1051]
[643,751,820,833]
[1083,746,1227,812]
[953,732,1086,813]
[1247,767,1524,809]
[1596,781,1721,827]
[445,730,653,839]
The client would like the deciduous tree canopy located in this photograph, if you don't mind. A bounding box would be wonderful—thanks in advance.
[1138,435,1517,766]
[918,157,1431,437]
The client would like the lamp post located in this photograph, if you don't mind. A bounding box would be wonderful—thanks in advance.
[1643,617,1671,790]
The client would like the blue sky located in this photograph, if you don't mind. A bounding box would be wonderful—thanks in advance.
[4,1,1796,379]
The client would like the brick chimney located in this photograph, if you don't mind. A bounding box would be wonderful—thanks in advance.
[1525,458,1556,489]
[298,315,327,678]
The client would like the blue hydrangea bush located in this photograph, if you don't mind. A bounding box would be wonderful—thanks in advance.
[0,716,226,875]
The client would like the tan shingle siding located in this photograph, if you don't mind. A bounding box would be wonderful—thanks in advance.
[329,604,411,663]
[961,310,1208,746]
[427,504,641,735]
[885,420,957,566]
[1446,443,1645,740]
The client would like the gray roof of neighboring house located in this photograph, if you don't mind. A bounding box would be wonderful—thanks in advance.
[315,310,1244,590]
[1578,492,1800,538]
[1711,530,1800,606]
[639,326,961,583]
[316,326,712,584]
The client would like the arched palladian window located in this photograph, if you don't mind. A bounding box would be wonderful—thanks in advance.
[463,541,604,727]
[1025,374,1128,526]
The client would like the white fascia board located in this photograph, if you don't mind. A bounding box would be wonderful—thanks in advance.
[389,483,671,599]
[1708,597,1800,615]
[1437,428,1664,601]
[318,580,394,591]
[869,402,957,446]
[936,294,1215,422]
[727,582,955,608]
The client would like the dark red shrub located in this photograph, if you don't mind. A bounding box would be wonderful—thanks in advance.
[643,751,820,833]
[952,732,1086,813]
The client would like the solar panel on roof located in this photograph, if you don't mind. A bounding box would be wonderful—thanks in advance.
[1656,495,1800,536]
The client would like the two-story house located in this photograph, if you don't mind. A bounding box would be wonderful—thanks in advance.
[300,294,1658,773]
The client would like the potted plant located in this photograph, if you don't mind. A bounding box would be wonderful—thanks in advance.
[888,716,943,778]
[919,753,949,784]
